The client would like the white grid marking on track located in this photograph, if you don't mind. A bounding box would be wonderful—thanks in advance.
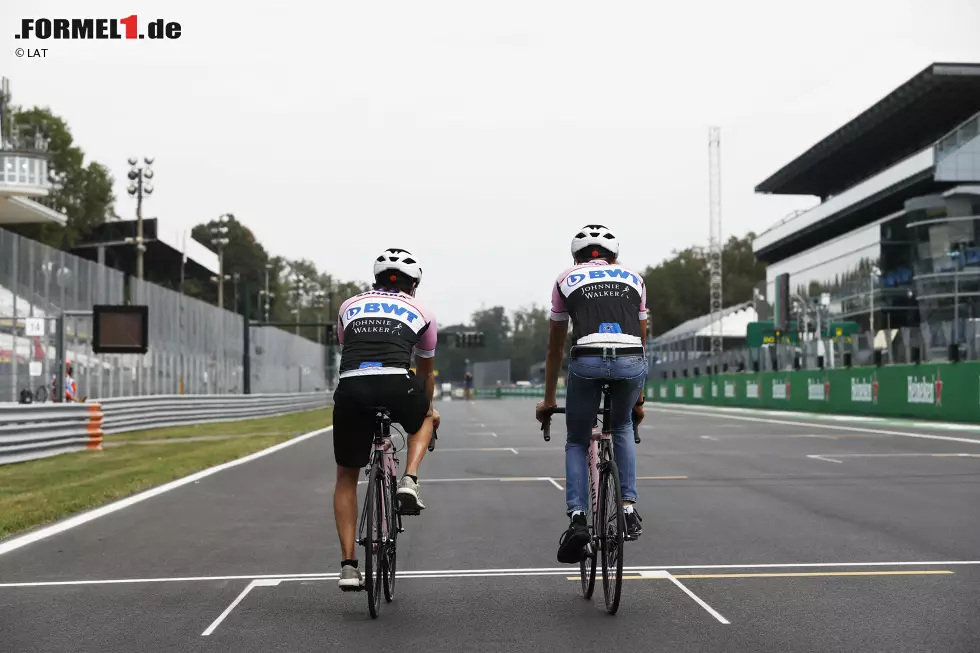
[3,561,978,589]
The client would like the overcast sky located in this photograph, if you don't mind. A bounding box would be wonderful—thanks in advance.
[5,0,980,323]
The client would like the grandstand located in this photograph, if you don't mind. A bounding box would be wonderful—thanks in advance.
[754,62,980,337]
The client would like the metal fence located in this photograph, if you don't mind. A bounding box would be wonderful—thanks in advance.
[0,228,126,403]
[651,318,979,378]
[130,279,327,396]
[472,359,512,389]
[0,228,328,400]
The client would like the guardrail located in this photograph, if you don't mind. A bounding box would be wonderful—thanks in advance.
[99,393,330,435]
[0,403,104,464]
[0,392,331,465]
[475,387,567,399]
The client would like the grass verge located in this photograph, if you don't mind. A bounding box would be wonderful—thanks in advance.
[0,411,332,541]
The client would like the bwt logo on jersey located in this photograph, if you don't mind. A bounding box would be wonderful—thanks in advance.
[567,268,640,288]
[347,302,419,323]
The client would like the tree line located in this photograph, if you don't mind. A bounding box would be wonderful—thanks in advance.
[3,104,767,381]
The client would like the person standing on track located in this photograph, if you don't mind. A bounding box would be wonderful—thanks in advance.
[535,225,647,564]
[332,248,441,590]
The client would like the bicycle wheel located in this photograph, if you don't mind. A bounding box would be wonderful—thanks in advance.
[382,473,398,602]
[361,464,383,618]
[579,462,597,599]
[597,458,625,614]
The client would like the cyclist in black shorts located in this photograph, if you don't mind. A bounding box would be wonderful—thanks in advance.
[332,248,440,589]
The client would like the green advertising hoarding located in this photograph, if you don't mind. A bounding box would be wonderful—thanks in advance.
[647,362,980,422]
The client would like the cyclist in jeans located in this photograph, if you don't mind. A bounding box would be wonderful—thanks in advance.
[332,248,440,589]
[535,225,647,564]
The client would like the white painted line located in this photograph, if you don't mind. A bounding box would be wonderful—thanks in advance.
[811,452,980,458]
[638,569,671,578]
[700,436,720,441]
[0,427,333,557]
[547,477,564,490]
[656,404,980,432]
[201,579,280,636]
[666,572,730,624]
[509,448,519,455]
[359,476,561,485]
[808,455,844,464]
[464,432,499,437]
[653,407,980,445]
[4,561,979,589]
[432,447,523,453]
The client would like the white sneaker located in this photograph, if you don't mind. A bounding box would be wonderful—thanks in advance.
[338,564,363,591]
[396,476,425,514]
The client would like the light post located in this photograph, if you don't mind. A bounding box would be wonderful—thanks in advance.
[207,214,232,309]
[126,157,154,281]
[288,271,309,336]
[948,245,965,345]
[869,265,881,346]
[210,274,231,306]
[260,262,274,323]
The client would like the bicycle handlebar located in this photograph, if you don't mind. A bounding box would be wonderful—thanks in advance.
[539,406,642,444]
[540,407,565,442]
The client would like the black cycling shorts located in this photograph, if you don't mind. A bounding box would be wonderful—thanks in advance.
[332,372,429,469]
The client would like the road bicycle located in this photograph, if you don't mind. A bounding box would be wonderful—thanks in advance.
[354,406,437,618]
[541,382,641,615]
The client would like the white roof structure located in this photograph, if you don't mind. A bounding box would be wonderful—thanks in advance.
[652,301,757,347]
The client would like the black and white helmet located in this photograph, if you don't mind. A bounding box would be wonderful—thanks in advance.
[373,248,422,285]
[571,224,620,258]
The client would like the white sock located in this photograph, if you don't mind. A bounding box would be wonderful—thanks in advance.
[570,510,585,519]
[623,505,634,514]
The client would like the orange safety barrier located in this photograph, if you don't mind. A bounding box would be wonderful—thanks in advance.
[86,403,104,450]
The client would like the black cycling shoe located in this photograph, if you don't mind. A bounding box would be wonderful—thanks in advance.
[557,513,590,564]
[625,509,643,540]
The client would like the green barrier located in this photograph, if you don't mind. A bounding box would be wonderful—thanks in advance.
[647,362,980,422]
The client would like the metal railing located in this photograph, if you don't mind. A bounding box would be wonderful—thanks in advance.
[99,393,330,435]
[0,402,103,465]
[0,392,330,465]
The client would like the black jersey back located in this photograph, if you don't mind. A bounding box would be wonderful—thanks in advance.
[551,261,647,345]
[336,290,437,376]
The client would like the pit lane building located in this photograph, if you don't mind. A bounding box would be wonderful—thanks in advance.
[753,62,980,343]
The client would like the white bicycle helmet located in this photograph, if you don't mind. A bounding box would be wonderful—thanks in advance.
[571,224,620,258]
[373,248,422,285]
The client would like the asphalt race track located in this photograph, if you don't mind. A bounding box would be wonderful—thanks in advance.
[2,399,979,652]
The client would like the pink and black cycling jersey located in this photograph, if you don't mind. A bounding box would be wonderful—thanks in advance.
[550,260,647,346]
[337,290,437,378]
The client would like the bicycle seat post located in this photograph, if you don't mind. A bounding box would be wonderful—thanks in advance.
[600,383,613,437]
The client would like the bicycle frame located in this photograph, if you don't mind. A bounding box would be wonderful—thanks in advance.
[371,410,400,548]
[542,383,640,524]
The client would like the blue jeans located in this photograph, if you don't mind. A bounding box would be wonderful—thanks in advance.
[564,355,647,515]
